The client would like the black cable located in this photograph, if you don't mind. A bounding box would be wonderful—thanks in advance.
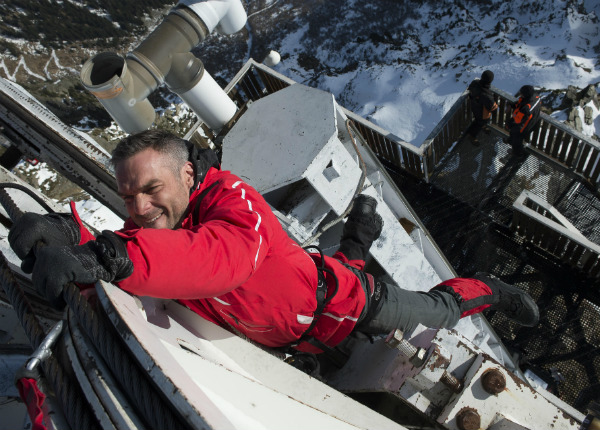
[0,184,191,429]
[0,182,56,214]
[0,189,100,429]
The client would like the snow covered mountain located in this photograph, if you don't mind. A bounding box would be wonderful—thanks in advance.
[1,0,599,146]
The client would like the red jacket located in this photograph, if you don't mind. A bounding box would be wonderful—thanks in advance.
[74,168,365,351]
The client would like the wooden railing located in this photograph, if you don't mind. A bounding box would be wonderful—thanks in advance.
[220,60,429,179]
[420,86,600,185]
[200,61,600,277]
[195,60,600,186]
[511,190,600,278]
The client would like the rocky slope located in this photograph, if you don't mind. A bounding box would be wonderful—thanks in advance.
[0,0,599,201]
[1,1,599,136]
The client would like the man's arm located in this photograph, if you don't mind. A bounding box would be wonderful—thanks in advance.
[115,172,276,299]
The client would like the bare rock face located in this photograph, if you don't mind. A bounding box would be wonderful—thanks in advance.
[564,84,598,133]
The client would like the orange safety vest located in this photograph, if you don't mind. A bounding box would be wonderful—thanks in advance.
[512,96,540,132]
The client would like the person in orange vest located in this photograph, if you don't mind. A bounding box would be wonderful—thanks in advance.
[463,70,498,146]
[506,85,541,157]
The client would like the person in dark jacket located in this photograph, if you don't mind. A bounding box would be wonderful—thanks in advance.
[464,70,498,146]
[506,85,541,157]
[8,130,540,356]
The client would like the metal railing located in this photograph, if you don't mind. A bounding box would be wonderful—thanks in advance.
[202,61,600,187]
[511,190,600,278]
[423,85,600,184]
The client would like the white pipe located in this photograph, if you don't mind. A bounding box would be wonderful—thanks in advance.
[178,71,237,131]
[179,0,247,34]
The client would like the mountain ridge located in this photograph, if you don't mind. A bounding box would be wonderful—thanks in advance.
[0,0,599,143]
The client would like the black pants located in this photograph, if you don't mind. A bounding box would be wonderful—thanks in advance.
[355,279,461,335]
[509,129,526,155]
[465,117,490,138]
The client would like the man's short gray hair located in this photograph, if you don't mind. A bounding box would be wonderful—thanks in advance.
[111,129,190,175]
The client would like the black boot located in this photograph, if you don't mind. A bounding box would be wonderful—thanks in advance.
[338,194,383,261]
[471,273,540,327]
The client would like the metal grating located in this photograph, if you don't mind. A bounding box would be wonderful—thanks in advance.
[556,183,600,244]
[222,62,600,411]
[387,129,600,411]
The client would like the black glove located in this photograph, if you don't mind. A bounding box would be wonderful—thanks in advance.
[8,212,81,273]
[32,231,133,309]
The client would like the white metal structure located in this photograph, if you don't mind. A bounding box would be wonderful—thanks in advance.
[0,0,590,426]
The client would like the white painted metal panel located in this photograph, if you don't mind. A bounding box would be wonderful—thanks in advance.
[97,283,405,430]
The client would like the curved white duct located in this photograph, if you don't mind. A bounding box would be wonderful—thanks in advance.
[180,0,247,34]
[80,0,247,134]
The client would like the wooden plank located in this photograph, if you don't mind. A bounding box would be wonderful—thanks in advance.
[568,243,585,265]
[246,71,266,99]
[401,146,415,173]
[371,131,385,159]
[540,226,558,250]
[256,69,289,93]
[582,147,600,179]
[451,106,462,144]
[586,149,600,184]
[389,139,402,167]
[575,143,592,174]
[552,234,570,257]
[530,119,542,147]
[537,120,550,152]
[498,98,508,128]
[433,134,445,165]
[491,94,500,125]
[377,130,391,162]
[384,137,397,165]
[565,137,582,166]
[579,249,596,271]
[361,125,380,156]
[550,128,564,158]
[544,124,557,155]
[405,147,420,177]
[238,76,261,101]
[556,135,572,163]
[414,152,425,178]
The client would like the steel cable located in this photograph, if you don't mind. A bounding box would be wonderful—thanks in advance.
[63,282,189,430]
[0,184,190,429]
[0,188,101,430]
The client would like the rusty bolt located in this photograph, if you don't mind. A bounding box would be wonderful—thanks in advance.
[384,329,427,367]
[456,407,481,430]
[481,368,506,395]
[440,371,463,393]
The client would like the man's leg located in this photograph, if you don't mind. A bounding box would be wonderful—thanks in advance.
[356,273,539,335]
[509,130,525,156]
[355,280,461,335]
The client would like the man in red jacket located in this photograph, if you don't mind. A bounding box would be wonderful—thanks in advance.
[9,130,539,354]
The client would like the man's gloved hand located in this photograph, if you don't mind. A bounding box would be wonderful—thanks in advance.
[8,212,81,274]
[32,231,133,309]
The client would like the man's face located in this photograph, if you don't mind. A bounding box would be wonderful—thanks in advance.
[115,148,195,229]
